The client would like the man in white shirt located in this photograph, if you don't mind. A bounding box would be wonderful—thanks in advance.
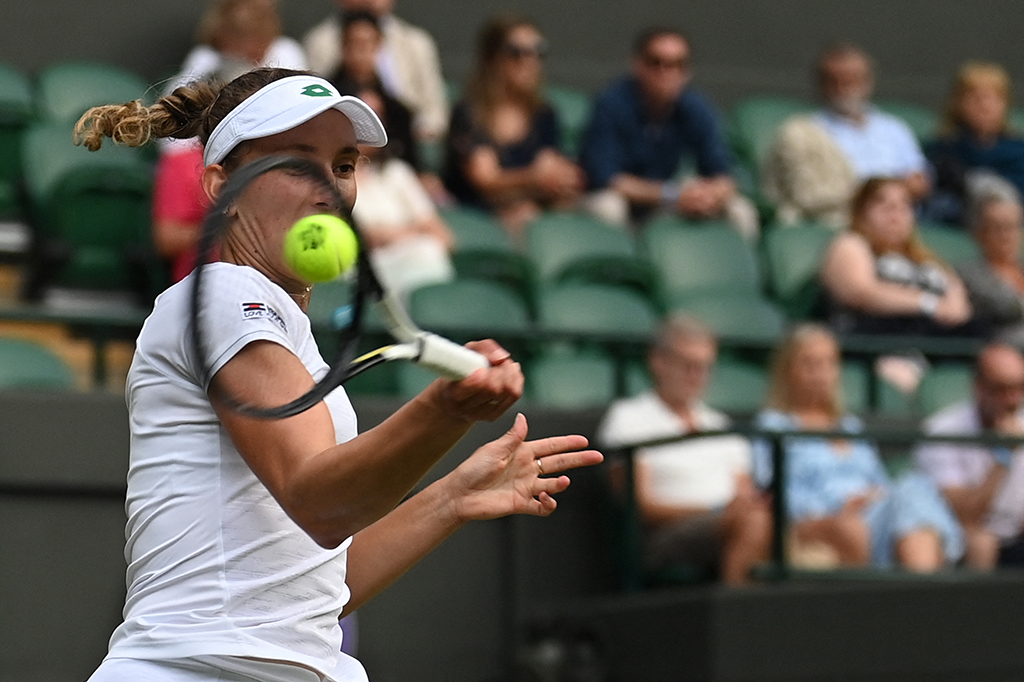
[303,0,449,140]
[597,315,771,584]
[915,343,1024,569]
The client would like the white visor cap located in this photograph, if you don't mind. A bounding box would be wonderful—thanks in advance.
[202,75,388,167]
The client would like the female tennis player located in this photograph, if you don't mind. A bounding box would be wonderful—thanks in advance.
[74,67,602,682]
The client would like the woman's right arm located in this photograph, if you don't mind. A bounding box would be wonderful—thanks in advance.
[211,339,523,548]
[820,233,937,316]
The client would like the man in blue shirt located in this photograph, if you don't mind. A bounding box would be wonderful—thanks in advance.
[579,27,757,238]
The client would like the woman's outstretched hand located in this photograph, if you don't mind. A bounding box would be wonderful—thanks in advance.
[445,413,604,522]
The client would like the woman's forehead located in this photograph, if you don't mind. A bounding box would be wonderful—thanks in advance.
[251,109,359,154]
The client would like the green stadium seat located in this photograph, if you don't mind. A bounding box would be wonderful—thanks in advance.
[544,84,591,157]
[841,361,871,414]
[36,62,152,124]
[526,350,617,409]
[0,337,76,389]
[535,282,658,342]
[21,121,157,297]
[409,279,531,345]
[526,212,655,301]
[0,63,33,223]
[875,362,973,416]
[641,218,762,305]
[729,95,812,169]
[877,100,939,142]
[705,357,767,414]
[441,206,531,298]
[918,363,973,415]
[918,221,981,266]
[665,291,788,347]
[762,222,835,319]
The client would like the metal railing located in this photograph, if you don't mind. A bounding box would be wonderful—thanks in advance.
[612,424,1024,588]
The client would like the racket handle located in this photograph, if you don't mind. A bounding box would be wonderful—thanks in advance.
[416,333,490,380]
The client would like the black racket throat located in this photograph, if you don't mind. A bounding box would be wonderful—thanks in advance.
[190,155,380,420]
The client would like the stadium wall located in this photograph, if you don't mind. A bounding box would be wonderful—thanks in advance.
[3,1,1024,109]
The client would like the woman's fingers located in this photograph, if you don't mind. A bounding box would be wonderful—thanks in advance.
[534,450,604,477]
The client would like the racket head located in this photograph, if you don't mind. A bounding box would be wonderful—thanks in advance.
[190,154,382,419]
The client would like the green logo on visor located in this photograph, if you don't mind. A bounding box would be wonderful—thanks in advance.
[300,84,333,97]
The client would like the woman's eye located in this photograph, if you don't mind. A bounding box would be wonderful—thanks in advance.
[334,163,356,175]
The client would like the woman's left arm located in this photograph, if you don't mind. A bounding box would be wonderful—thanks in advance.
[342,414,602,614]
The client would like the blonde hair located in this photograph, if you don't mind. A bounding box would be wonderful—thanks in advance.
[940,60,1012,137]
[848,177,941,266]
[765,323,844,420]
[197,0,281,51]
[73,67,305,166]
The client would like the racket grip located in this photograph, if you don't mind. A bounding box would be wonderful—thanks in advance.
[416,333,490,380]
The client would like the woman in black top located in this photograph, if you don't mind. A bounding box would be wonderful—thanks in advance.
[443,15,585,238]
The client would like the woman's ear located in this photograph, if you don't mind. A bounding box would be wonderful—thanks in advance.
[201,163,234,215]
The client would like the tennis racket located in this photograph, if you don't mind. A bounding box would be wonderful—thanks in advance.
[189,154,488,419]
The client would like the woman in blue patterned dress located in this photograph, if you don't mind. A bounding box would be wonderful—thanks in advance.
[753,323,963,570]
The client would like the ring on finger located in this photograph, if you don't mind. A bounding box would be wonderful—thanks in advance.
[536,458,544,475]
[487,399,501,406]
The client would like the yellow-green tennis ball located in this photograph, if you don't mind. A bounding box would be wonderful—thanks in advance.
[283,214,359,283]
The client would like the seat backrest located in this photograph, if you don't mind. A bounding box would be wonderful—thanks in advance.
[526,350,617,409]
[544,84,591,157]
[919,363,973,416]
[642,218,761,301]
[526,212,645,288]
[666,292,787,346]
[536,283,658,339]
[729,96,813,167]
[409,279,531,338]
[705,357,767,414]
[22,121,152,245]
[36,62,151,124]
[440,206,514,254]
[0,338,76,389]
[918,222,981,267]
[762,223,835,318]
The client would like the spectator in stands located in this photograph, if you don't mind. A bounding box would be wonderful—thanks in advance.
[597,315,771,585]
[915,343,1024,569]
[303,0,448,141]
[579,27,758,239]
[820,177,973,336]
[443,15,585,239]
[328,11,418,171]
[763,42,929,229]
[351,87,455,301]
[925,61,1024,226]
[155,0,307,282]
[754,323,963,571]
[959,192,1024,346]
[165,0,307,95]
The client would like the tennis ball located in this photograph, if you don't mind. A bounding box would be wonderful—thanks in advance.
[283,214,359,283]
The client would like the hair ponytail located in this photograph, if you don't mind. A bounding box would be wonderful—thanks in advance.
[74,82,220,151]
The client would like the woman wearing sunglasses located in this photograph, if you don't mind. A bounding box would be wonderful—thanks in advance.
[443,15,585,239]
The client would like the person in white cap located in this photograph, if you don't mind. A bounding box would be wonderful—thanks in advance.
[73,68,602,682]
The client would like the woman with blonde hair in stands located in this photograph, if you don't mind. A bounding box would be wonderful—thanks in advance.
[443,15,585,239]
[926,61,1024,225]
[154,0,308,283]
[820,176,974,336]
[753,323,963,571]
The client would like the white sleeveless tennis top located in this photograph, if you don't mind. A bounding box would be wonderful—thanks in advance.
[106,263,365,681]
